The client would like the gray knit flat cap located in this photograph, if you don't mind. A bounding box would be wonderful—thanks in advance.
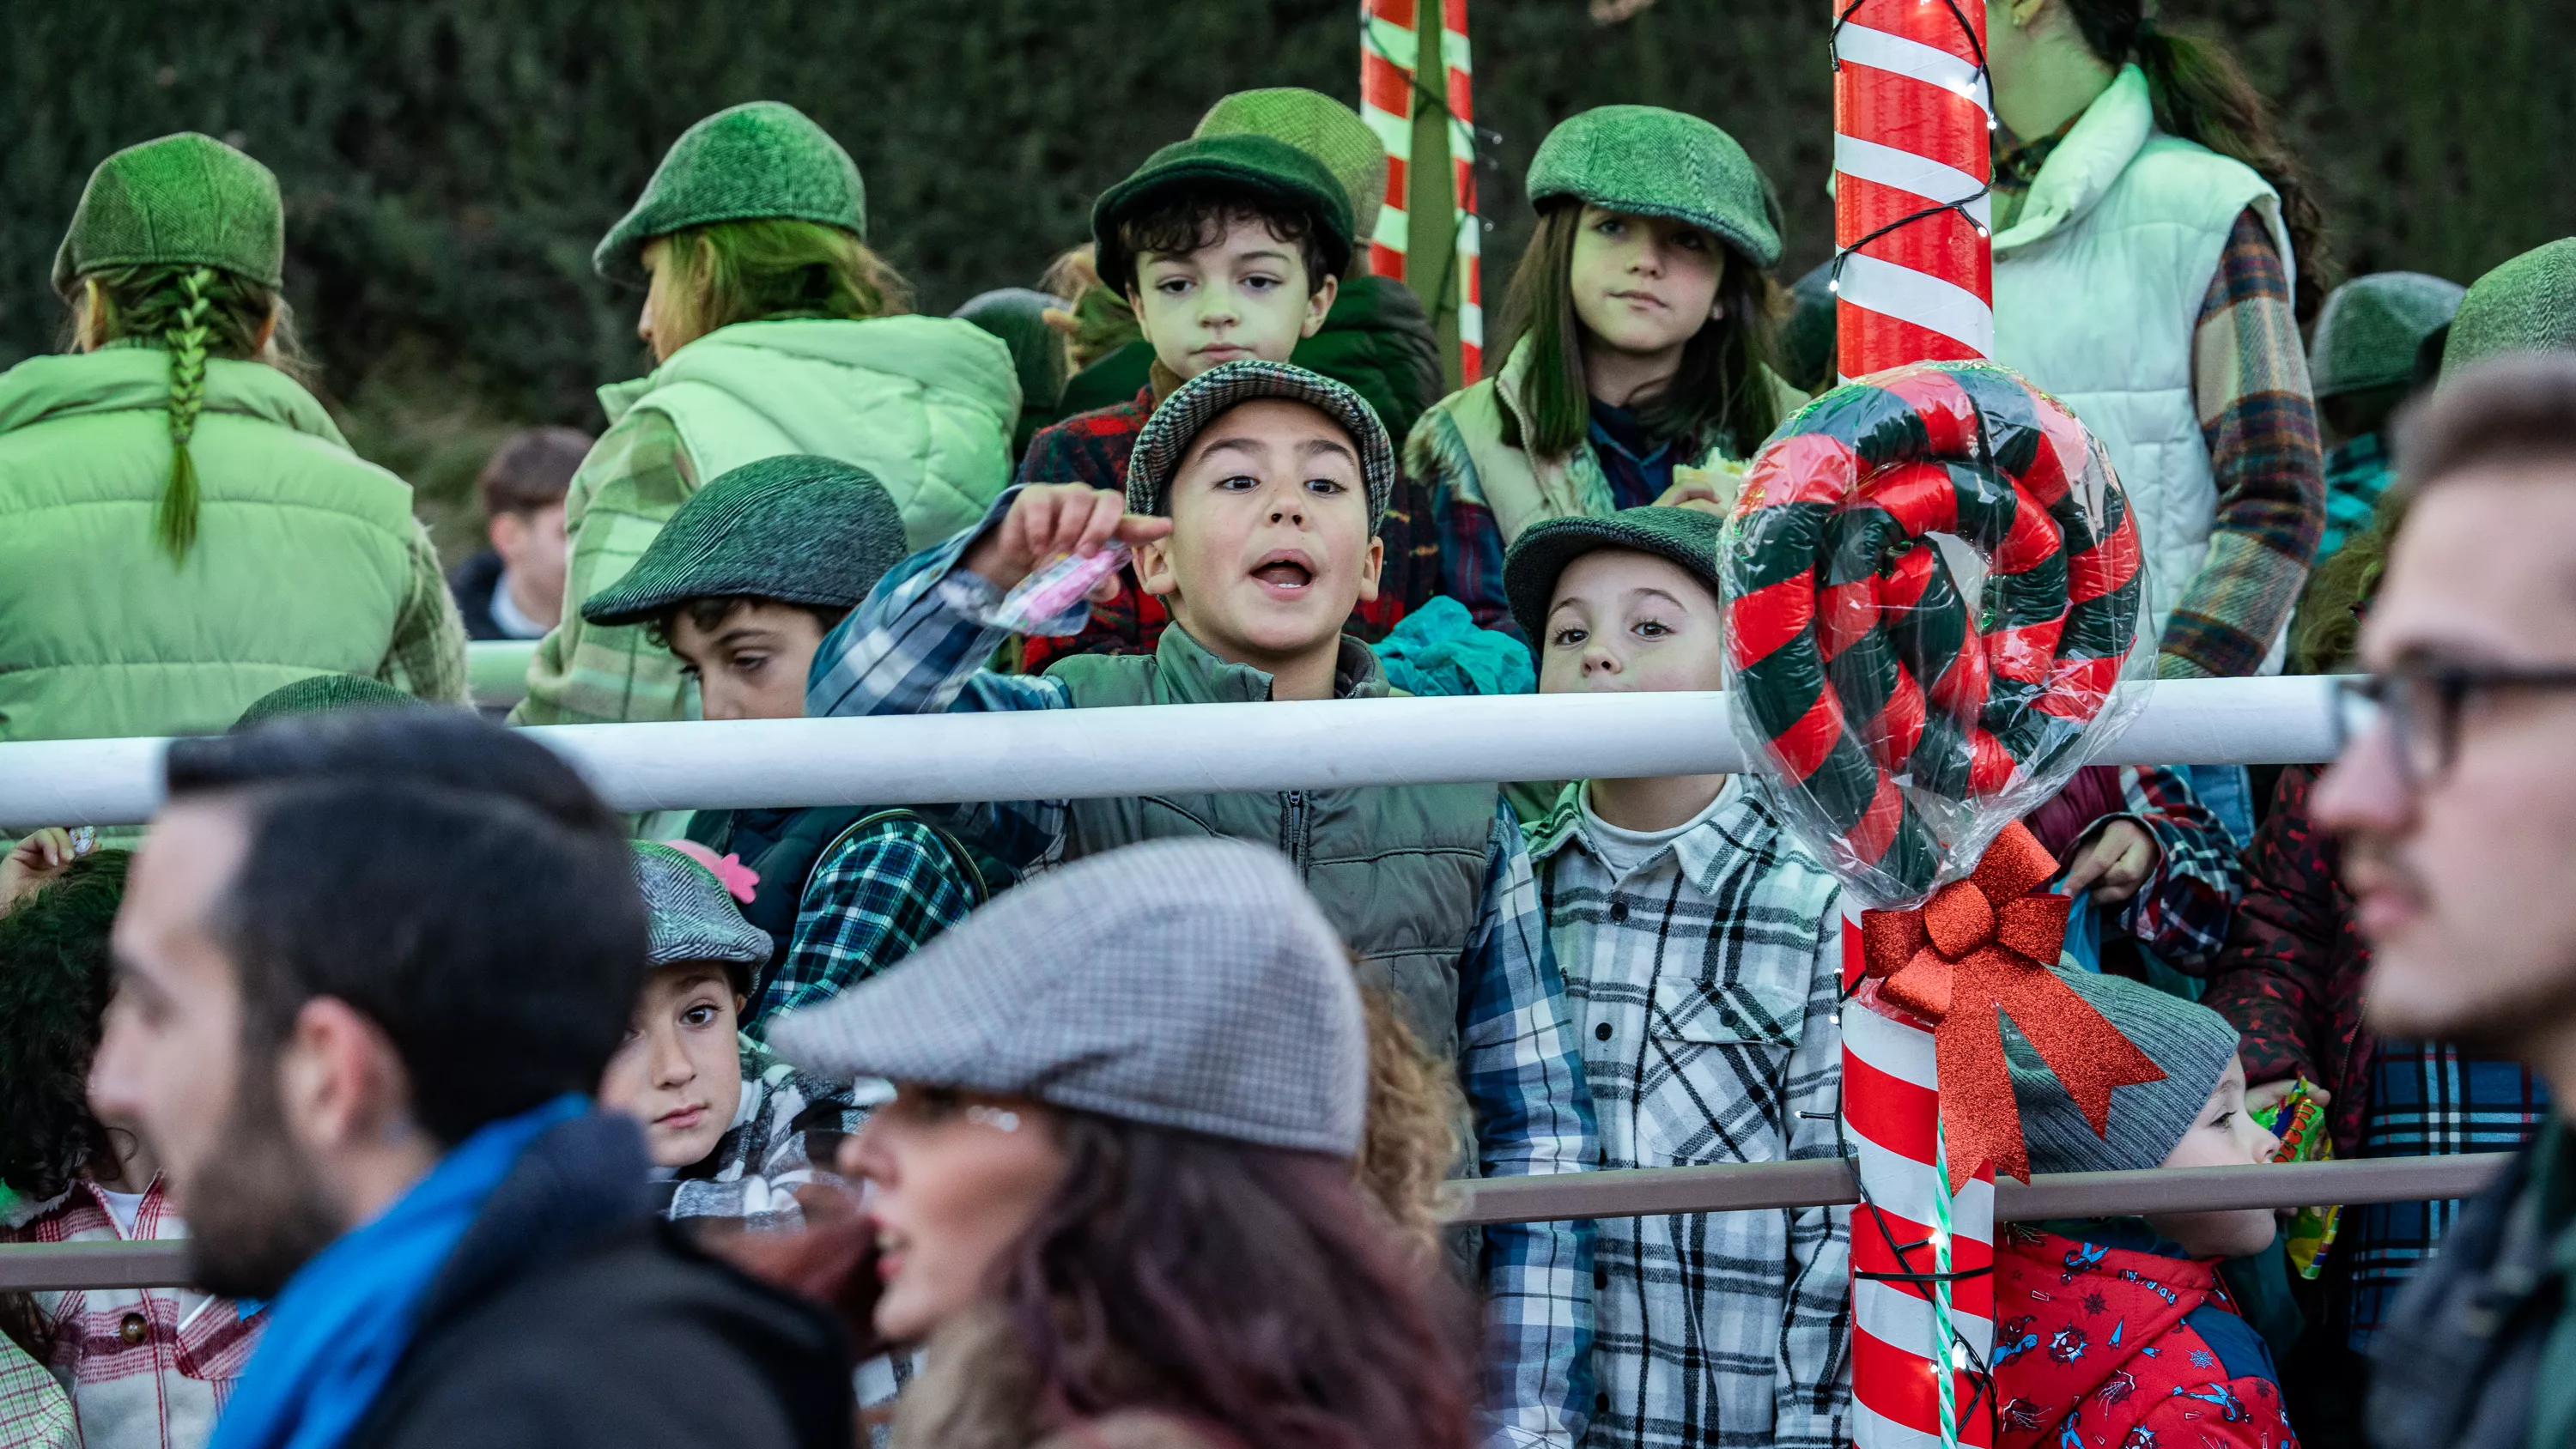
[595,100,866,288]
[1503,505,1725,647]
[2309,272,2465,398]
[1126,359,1395,535]
[633,842,773,988]
[582,454,907,627]
[1526,105,1781,269]
[2008,969,2240,1177]
[767,838,1369,1157]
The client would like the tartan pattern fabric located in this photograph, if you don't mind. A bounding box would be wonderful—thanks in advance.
[2162,209,2325,681]
[2317,433,2393,567]
[1428,482,1519,636]
[1525,780,1850,1449]
[381,517,469,705]
[805,512,1599,1447]
[661,1036,869,1233]
[1,1179,261,1449]
[0,1335,75,1449]
[750,815,982,1031]
[2111,763,2247,969]
[2341,1046,2548,1349]
[513,409,699,725]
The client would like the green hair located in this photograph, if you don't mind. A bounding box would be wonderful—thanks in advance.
[75,263,297,561]
[659,217,911,339]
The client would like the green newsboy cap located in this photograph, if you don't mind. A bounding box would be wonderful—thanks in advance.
[1091,132,1355,294]
[582,453,908,627]
[53,132,285,292]
[1503,505,1727,648]
[1526,105,1782,269]
[595,100,867,288]
[2308,272,2464,399]
[2445,238,2576,376]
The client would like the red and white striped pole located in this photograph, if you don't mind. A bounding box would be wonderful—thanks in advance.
[1359,0,1484,382]
[1832,3,1998,1447]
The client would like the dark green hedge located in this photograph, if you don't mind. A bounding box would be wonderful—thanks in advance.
[4,0,2568,546]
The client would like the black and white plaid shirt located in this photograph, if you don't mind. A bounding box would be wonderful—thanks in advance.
[1528,780,1850,1449]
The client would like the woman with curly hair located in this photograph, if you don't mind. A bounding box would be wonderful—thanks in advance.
[0,844,264,1449]
[732,838,1480,1449]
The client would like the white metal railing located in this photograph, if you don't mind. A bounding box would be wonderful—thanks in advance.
[0,675,2338,828]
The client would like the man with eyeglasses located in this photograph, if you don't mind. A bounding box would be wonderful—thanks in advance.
[2323,351,2576,1449]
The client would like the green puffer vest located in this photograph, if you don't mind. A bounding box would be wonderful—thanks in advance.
[0,348,419,742]
[1046,627,1495,1062]
[596,315,1021,551]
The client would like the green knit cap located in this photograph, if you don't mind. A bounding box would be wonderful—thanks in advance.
[234,674,427,729]
[1196,88,1388,263]
[594,101,867,288]
[1502,506,1725,647]
[582,453,908,627]
[52,132,284,292]
[1526,105,1782,269]
[2444,239,2576,375]
[2309,272,2464,398]
[1091,133,1355,294]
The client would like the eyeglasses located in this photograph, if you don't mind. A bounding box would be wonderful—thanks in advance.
[2331,664,2576,787]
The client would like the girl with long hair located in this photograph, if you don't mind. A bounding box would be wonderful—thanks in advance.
[732,839,1479,1449]
[1407,105,1803,639]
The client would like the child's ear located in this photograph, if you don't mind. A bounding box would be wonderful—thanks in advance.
[1355,533,1384,604]
[1301,273,1340,338]
[1133,533,1180,598]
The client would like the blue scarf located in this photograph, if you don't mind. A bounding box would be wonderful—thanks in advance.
[209,1094,591,1449]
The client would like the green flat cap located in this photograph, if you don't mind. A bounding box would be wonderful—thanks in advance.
[2309,272,2465,398]
[1126,360,1394,534]
[954,287,1072,415]
[1196,88,1388,261]
[1526,105,1781,269]
[234,674,426,729]
[53,132,284,292]
[595,101,866,288]
[2445,239,2576,375]
[1503,506,1726,647]
[1091,133,1354,294]
[582,453,908,627]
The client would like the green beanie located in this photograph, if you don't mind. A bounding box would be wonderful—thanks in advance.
[595,101,867,288]
[1196,88,1388,262]
[2309,272,2464,398]
[1091,133,1355,294]
[2444,239,2576,376]
[52,132,284,292]
[234,674,428,728]
[1526,105,1782,269]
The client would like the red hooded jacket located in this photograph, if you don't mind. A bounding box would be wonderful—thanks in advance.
[1994,1224,2298,1449]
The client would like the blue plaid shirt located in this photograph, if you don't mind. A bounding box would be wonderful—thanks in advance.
[810,496,1601,1449]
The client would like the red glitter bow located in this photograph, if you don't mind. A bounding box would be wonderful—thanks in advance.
[1860,822,2166,1190]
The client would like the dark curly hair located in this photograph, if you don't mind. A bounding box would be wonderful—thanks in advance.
[0,851,129,1205]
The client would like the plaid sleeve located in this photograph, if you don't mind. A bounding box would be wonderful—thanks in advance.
[751,819,982,1034]
[2163,209,2325,680]
[380,516,469,703]
[1778,886,1855,1449]
[510,409,699,725]
[2200,767,2336,1092]
[1460,801,1598,1449]
[804,491,1072,869]
[1408,403,1520,638]
[0,1334,75,1449]
[2100,765,2246,970]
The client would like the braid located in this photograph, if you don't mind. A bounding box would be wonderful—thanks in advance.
[158,268,218,561]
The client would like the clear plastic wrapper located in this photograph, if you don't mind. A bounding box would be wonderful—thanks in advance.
[1719,361,2152,908]
[987,542,1133,637]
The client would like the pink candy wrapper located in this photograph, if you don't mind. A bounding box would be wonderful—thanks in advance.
[992,543,1132,635]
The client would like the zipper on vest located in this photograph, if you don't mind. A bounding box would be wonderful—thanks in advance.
[1279,791,1312,878]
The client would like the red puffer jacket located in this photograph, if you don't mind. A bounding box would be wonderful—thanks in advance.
[1993,1224,2298,1449]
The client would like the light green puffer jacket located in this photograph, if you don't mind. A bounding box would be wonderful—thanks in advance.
[0,347,442,743]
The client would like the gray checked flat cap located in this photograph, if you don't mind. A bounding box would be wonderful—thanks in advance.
[766,838,1368,1157]
[1503,505,1726,647]
[633,842,773,990]
[582,454,908,627]
[2007,968,2240,1176]
[1124,359,1395,536]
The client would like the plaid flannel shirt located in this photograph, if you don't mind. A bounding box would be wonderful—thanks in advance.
[1,1178,261,1449]
[1527,781,1850,1449]
[513,409,697,725]
[2106,764,2245,970]
[383,518,470,704]
[0,1333,74,1449]
[745,816,982,1035]
[2317,432,2393,567]
[808,501,1600,1448]
[660,1036,872,1233]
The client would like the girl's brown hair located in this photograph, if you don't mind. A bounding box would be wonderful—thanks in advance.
[655,218,913,340]
[1500,202,1783,464]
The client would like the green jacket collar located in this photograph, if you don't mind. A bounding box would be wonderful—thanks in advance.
[1150,621,1390,706]
[1992,64,2154,255]
[0,345,349,446]
[598,315,1019,427]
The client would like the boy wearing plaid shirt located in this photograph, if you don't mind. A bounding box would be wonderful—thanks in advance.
[1502,506,1851,1449]
[806,359,1598,1449]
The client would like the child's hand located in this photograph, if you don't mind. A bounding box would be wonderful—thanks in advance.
[962,484,1173,596]
[2245,1078,2330,1117]
[2060,818,2160,905]
[1,828,82,915]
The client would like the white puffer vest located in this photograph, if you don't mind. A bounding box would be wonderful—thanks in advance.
[1991,65,2289,658]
